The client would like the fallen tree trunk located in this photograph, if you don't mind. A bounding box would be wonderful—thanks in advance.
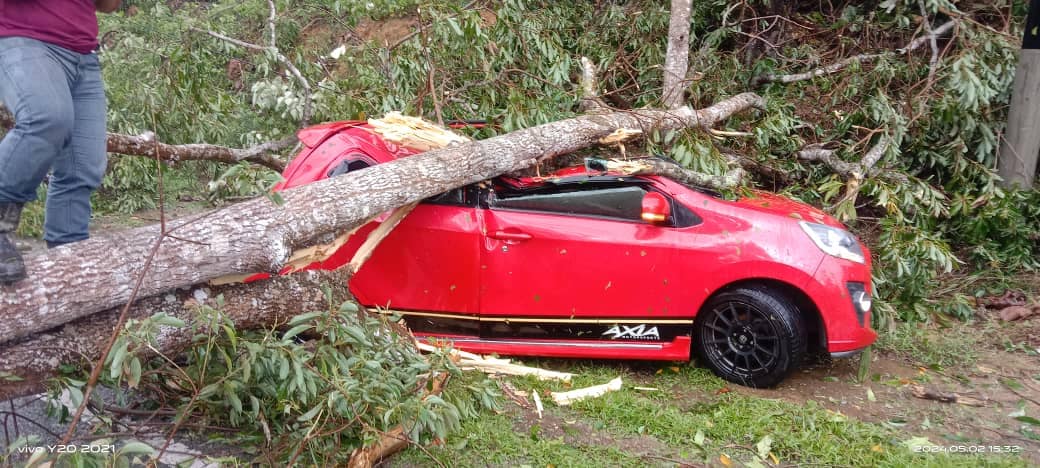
[0,105,292,172]
[0,93,764,345]
[0,269,352,400]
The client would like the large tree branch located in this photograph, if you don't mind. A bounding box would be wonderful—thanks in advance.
[108,131,294,171]
[1,104,291,171]
[662,0,693,108]
[0,93,765,344]
[753,20,956,86]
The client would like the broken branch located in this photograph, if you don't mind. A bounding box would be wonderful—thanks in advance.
[347,371,450,468]
[910,384,986,407]
[578,56,608,113]
[753,20,956,86]
[599,157,745,190]
[797,138,891,209]
[107,131,294,172]
[1,105,292,172]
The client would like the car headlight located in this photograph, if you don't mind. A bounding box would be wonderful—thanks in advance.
[799,221,865,264]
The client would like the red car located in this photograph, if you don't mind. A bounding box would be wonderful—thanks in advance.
[272,121,877,387]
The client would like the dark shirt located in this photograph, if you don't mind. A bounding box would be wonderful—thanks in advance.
[0,0,99,54]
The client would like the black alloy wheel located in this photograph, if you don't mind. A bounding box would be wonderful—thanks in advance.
[694,286,806,388]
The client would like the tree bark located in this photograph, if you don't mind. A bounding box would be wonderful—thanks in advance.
[0,93,764,345]
[999,0,1040,188]
[0,269,352,400]
[662,0,693,109]
[0,104,291,172]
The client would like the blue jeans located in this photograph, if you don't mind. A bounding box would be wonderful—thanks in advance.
[0,36,107,245]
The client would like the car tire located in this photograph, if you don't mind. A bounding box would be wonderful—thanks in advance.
[693,286,806,388]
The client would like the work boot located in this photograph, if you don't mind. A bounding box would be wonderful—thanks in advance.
[0,203,26,284]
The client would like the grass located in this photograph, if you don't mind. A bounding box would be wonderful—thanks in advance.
[876,322,983,369]
[391,410,647,467]
[394,359,1028,468]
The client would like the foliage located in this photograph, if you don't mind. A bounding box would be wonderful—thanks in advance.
[136,299,495,464]
[24,298,499,466]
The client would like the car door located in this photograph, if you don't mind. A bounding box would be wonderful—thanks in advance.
[349,186,481,318]
[479,179,689,340]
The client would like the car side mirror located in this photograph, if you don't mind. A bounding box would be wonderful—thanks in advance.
[641,192,671,224]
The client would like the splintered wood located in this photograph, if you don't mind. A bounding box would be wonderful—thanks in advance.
[598,128,642,145]
[368,111,471,151]
[551,377,623,406]
[280,224,366,274]
[415,342,573,382]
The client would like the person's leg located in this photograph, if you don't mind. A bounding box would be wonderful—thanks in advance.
[0,37,75,205]
[45,51,107,247]
[0,37,76,282]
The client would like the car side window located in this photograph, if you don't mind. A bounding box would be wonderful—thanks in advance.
[424,187,470,206]
[492,185,647,221]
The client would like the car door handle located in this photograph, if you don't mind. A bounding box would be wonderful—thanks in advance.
[490,230,532,241]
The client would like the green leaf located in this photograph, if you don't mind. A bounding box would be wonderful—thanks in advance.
[128,357,142,389]
[298,405,322,422]
[153,314,186,328]
[118,441,156,456]
[67,386,84,408]
[1016,416,1040,426]
[109,344,128,380]
[283,324,311,341]
[278,356,290,380]
[0,371,24,382]
[289,312,325,326]
[228,392,243,414]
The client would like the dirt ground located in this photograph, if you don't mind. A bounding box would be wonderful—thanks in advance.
[745,340,1040,464]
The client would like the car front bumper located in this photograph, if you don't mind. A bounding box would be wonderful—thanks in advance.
[806,255,878,354]
[830,347,870,358]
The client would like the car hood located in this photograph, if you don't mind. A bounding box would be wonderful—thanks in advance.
[734,191,845,228]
